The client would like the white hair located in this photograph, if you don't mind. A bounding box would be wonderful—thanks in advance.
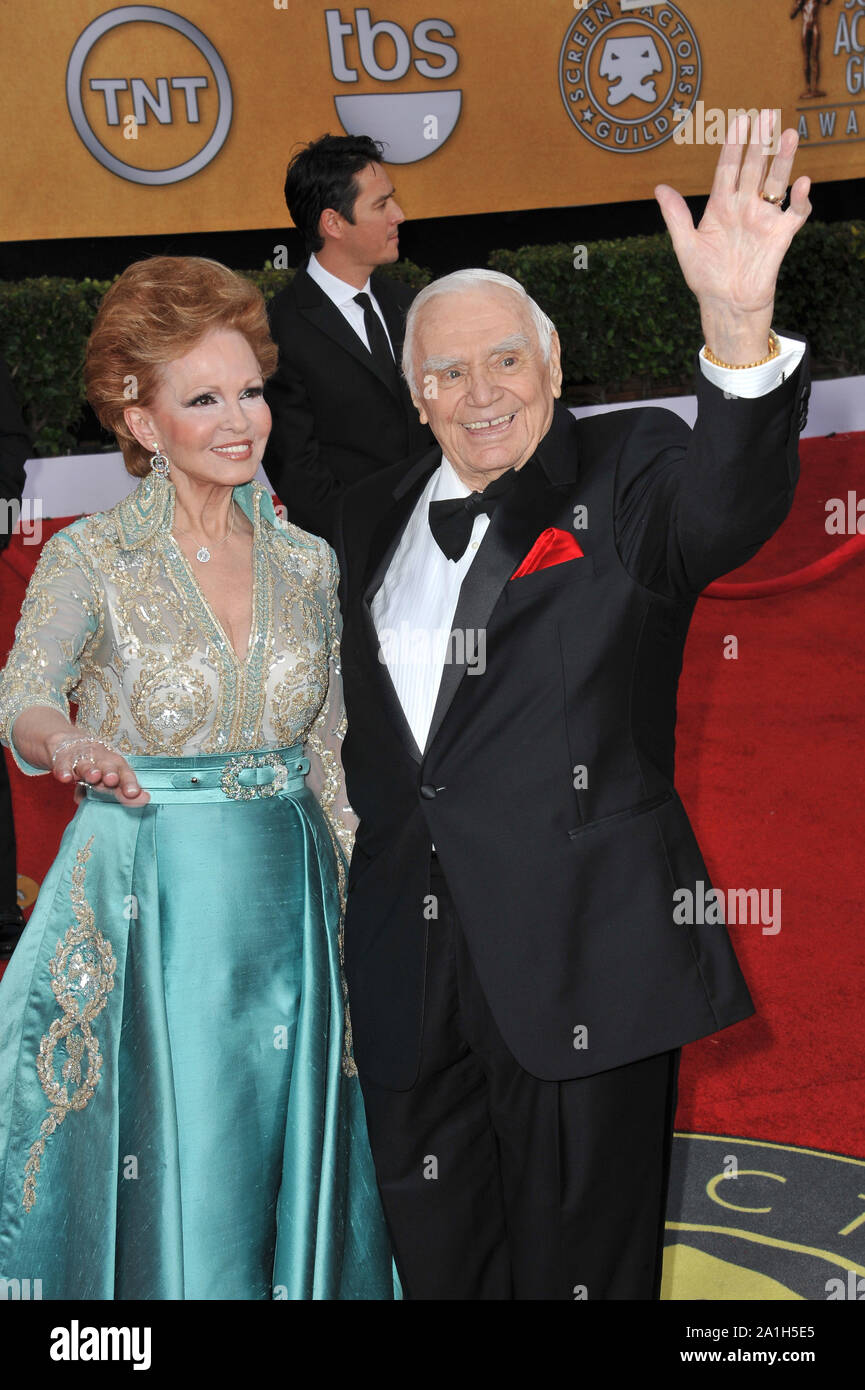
[401,268,556,397]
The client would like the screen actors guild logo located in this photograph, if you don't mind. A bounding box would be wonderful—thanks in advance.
[599,34,663,106]
[559,1,702,153]
[66,5,232,185]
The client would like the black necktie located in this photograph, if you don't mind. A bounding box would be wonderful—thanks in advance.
[353,291,399,391]
[428,469,517,561]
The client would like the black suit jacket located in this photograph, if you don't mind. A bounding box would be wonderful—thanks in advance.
[262,266,432,543]
[0,359,30,553]
[336,351,810,1090]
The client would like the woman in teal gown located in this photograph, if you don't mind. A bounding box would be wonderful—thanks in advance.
[0,256,397,1299]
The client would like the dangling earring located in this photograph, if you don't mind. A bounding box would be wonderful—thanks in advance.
[149,444,170,479]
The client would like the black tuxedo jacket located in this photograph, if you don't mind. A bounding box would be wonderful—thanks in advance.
[262,266,432,543]
[336,353,810,1090]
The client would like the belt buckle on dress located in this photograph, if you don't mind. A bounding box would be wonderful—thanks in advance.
[220,752,289,800]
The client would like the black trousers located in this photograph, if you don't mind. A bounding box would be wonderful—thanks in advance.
[358,857,680,1300]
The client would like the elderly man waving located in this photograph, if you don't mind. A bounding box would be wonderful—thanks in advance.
[335,113,811,1300]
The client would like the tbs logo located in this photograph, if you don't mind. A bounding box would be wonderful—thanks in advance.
[326,7,462,163]
[66,5,231,186]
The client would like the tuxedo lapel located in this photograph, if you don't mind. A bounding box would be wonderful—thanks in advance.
[425,405,580,751]
[296,268,402,400]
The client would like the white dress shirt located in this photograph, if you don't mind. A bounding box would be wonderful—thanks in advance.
[306,253,396,357]
[372,456,489,752]
[372,337,807,754]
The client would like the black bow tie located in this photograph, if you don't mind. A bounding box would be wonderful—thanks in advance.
[428,469,517,561]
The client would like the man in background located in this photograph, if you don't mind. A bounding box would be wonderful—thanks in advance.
[263,134,432,543]
[0,358,30,959]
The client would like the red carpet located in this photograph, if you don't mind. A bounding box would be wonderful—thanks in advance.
[675,431,865,1158]
[2,438,864,1163]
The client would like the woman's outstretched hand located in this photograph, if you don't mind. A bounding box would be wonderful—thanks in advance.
[49,735,150,806]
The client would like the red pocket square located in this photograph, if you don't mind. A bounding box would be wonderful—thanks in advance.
[510,528,584,580]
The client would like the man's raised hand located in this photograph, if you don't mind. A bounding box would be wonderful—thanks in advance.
[654,109,812,364]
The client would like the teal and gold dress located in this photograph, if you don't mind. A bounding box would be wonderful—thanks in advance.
[0,473,396,1300]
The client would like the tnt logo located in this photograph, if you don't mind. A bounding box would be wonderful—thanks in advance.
[66,6,232,185]
[325,7,462,163]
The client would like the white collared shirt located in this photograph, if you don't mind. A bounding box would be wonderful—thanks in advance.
[372,337,808,753]
[306,253,395,357]
[372,455,490,753]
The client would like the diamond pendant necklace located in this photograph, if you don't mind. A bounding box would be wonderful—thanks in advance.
[173,500,236,563]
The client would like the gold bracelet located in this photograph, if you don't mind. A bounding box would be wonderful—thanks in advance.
[703,330,781,370]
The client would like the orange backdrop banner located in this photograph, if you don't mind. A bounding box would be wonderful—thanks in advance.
[2,0,864,242]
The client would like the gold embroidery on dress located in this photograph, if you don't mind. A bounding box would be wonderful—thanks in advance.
[22,837,116,1212]
[304,569,355,865]
[300,551,358,1077]
[273,651,328,746]
[0,479,344,769]
[1,481,358,1071]
[130,654,213,753]
[75,663,120,747]
[0,537,98,745]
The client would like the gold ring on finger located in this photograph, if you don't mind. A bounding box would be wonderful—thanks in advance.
[761,189,786,206]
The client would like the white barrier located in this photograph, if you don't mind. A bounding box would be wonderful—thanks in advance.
[20,375,864,518]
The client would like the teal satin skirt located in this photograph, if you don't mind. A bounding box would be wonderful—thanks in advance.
[0,747,397,1300]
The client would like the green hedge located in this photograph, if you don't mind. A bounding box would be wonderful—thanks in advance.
[490,234,700,402]
[773,220,865,378]
[253,257,432,297]
[0,277,108,457]
[1,225,862,454]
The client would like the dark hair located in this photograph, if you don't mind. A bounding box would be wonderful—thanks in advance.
[284,134,386,253]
